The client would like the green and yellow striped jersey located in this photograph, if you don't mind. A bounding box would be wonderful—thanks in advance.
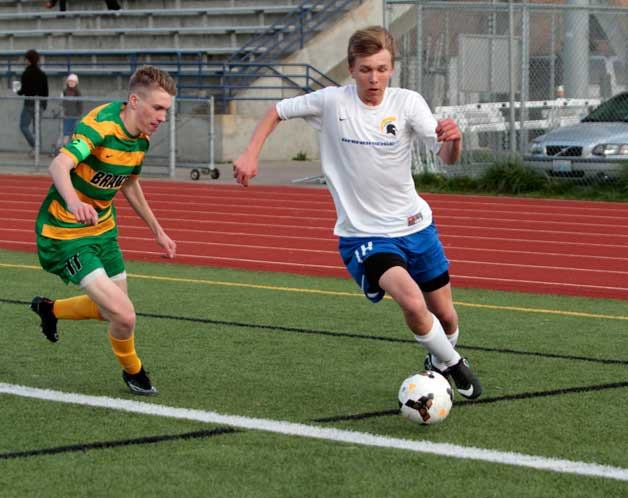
[35,101,149,240]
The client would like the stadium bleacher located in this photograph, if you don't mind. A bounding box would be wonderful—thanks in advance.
[0,0,356,98]
[0,5,302,51]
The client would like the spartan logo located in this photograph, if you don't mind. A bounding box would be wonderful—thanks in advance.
[386,123,397,136]
[380,116,398,137]
[90,171,129,189]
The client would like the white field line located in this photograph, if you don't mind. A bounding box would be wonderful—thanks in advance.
[1,383,627,482]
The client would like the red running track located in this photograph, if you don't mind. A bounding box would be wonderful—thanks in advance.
[1,174,628,300]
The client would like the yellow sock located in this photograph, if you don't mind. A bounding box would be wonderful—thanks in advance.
[108,333,142,375]
[53,295,103,320]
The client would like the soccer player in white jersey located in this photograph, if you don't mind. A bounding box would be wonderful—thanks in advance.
[233,25,482,399]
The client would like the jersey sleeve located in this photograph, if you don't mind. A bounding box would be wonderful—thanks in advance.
[405,92,439,153]
[60,120,104,165]
[276,88,330,131]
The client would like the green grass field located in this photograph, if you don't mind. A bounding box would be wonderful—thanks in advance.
[1,247,627,497]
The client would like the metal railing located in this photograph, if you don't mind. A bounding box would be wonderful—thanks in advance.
[228,0,362,65]
[2,53,337,104]
[2,94,216,179]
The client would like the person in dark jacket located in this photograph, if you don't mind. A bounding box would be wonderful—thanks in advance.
[17,49,49,151]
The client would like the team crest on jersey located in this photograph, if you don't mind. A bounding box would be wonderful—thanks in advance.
[380,116,398,136]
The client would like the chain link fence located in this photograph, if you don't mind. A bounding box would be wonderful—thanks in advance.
[0,95,217,180]
[386,0,628,184]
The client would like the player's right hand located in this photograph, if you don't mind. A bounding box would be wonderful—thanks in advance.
[68,201,99,225]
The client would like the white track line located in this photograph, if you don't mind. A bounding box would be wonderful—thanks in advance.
[5,196,628,222]
[4,227,627,263]
[444,233,628,250]
[4,220,628,250]
[4,211,628,239]
[1,383,626,482]
[455,274,628,292]
[5,203,628,231]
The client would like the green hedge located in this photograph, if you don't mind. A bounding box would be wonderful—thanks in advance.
[414,160,628,201]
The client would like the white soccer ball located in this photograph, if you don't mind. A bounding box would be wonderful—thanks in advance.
[398,371,453,425]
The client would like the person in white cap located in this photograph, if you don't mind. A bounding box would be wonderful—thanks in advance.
[61,73,82,147]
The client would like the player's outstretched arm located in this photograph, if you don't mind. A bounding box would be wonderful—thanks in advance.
[436,118,462,165]
[49,152,99,225]
[233,105,282,186]
[121,175,176,259]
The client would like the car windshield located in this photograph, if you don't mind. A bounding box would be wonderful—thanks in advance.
[582,93,628,122]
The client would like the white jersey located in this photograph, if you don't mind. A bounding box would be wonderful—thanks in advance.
[276,85,439,237]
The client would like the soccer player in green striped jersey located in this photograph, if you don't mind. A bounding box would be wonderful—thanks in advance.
[31,65,177,395]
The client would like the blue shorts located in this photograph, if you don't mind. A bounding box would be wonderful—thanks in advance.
[339,223,449,303]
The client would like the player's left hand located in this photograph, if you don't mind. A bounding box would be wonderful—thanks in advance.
[233,150,258,187]
[157,231,176,259]
[436,119,461,143]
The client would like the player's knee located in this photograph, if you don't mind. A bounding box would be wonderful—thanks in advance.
[111,303,136,333]
[434,308,458,333]
[400,296,430,328]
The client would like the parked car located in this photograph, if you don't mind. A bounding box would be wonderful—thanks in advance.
[525,92,628,180]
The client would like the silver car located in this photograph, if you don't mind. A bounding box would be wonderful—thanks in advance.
[525,92,628,180]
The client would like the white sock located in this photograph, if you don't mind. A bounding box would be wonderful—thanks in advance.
[415,315,461,369]
[447,328,459,348]
[428,327,460,370]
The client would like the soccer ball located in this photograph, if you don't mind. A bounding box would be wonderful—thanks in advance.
[398,371,453,425]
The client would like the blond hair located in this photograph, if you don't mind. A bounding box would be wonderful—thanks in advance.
[347,26,396,67]
[129,65,176,97]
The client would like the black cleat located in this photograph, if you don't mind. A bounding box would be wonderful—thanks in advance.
[122,367,158,396]
[445,358,483,400]
[31,296,58,343]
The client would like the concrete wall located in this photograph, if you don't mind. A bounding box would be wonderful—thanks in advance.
[216,111,320,163]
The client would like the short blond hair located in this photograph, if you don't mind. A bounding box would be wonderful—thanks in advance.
[129,65,176,97]
[347,26,396,67]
